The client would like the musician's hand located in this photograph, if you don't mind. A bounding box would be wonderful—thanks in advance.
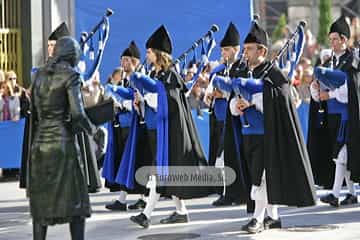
[82,85,90,93]
[311,81,320,90]
[133,91,141,109]
[234,102,244,116]
[236,98,251,111]
[213,89,224,99]
[319,91,330,101]
[205,92,213,105]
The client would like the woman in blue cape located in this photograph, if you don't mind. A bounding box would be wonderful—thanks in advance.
[128,25,211,228]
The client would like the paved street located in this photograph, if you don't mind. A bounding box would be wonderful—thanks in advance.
[1,180,360,240]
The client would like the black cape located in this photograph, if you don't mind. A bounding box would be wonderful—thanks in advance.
[156,68,213,199]
[208,65,227,195]
[308,49,360,185]
[222,59,251,204]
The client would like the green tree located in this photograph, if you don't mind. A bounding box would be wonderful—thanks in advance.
[272,14,287,42]
[317,0,332,46]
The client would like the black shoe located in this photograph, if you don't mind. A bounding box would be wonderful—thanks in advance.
[212,196,233,206]
[263,216,282,230]
[242,218,264,234]
[160,194,172,200]
[320,194,339,207]
[340,194,358,206]
[232,198,242,205]
[130,213,150,228]
[159,212,189,224]
[105,200,127,211]
[128,199,146,210]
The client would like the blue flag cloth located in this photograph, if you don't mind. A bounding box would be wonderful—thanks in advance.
[276,24,305,80]
[79,17,110,81]
[289,24,305,79]
[0,119,25,168]
[188,35,217,87]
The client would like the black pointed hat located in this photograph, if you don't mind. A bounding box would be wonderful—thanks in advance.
[329,15,350,39]
[122,40,141,59]
[146,25,172,54]
[220,22,240,47]
[244,21,268,47]
[48,22,70,41]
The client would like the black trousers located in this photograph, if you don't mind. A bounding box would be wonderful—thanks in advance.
[327,114,345,159]
[33,217,85,240]
[242,135,265,187]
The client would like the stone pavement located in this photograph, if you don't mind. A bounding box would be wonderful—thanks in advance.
[1,181,360,240]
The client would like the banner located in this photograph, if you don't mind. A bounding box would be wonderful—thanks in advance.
[75,0,253,83]
[0,118,25,168]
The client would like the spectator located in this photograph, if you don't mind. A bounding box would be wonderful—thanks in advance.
[82,71,105,107]
[0,70,5,83]
[188,81,207,115]
[304,29,319,61]
[5,70,30,118]
[350,17,360,48]
[299,57,312,71]
[297,66,313,104]
[0,81,20,121]
[184,61,198,82]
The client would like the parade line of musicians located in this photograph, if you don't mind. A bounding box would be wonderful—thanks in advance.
[21,14,360,240]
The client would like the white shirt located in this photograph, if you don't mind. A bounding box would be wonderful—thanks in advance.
[229,93,263,116]
[144,92,158,111]
[310,81,348,104]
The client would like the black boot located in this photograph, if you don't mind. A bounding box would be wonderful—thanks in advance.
[128,199,146,210]
[33,221,47,240]
[70,217,85,240]
[159,212,189,224]
[320,193,339,207]
[130,213,150,228]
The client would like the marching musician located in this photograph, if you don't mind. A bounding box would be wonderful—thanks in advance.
[205,22,245,207]
[308,15,360,207]
[103,41,149,211]
[129,25,211,228]
[228,21,316,233]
